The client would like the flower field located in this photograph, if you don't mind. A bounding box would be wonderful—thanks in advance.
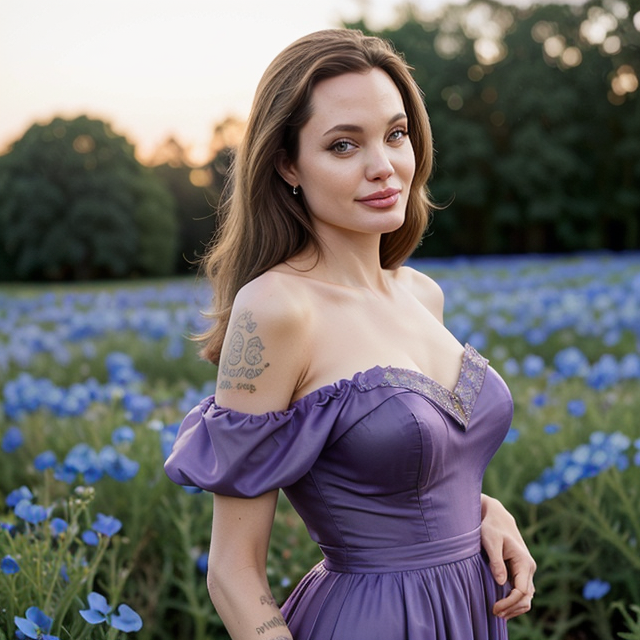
[1,252,639,640]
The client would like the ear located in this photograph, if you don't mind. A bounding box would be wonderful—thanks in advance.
[274,149,299,188]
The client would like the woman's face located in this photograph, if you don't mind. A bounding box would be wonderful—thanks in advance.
[280,68,416,239]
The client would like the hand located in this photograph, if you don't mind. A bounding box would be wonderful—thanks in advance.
[480,495,536,620]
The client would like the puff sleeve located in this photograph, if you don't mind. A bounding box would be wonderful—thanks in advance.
[164,385,353,498]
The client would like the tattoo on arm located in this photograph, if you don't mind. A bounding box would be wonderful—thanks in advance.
[259,593,278,607]
[219,310,270,394]
[255,615,287,635]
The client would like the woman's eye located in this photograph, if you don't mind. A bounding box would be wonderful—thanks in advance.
[389,128,409,142]
[331,140,355,154]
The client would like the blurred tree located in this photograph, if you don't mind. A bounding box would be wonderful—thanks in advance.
[348,0,640,256]
[0,116,177,280]
[150,137,216,274]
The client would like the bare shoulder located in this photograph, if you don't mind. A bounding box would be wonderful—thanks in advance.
[215,271,311,413]
[396,265,445,323]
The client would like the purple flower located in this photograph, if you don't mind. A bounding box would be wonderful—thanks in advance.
[1,554,20,574]
[80,592,143,632]
[14,607,59,640]
[34,451,57,471]
[92,513,122,537]
[582,578,611,600]
[2,426,24,452]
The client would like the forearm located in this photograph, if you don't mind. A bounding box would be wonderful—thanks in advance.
[208,567,293,640]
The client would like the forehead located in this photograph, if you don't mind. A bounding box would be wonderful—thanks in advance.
[306,69,406,129]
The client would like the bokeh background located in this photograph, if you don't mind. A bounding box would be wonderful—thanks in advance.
[1,0,638,280]
[1,1,640,639]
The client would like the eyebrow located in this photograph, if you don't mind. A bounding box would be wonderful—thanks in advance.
[322,112,408,137]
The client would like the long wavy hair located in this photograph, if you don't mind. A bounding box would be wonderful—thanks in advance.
[199,28,435,364]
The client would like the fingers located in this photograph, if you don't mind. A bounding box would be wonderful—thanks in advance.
[493,586,535,620]
[487,555,508,586]
[480,528,508,585]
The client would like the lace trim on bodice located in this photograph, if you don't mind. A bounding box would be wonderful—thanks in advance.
[356,344,488,430]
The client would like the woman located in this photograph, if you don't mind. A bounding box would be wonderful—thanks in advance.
[165,28,535,639]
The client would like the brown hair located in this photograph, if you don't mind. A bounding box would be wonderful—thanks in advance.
[199,28,434,363]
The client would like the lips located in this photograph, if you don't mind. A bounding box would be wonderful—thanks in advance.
[356,188,401,208]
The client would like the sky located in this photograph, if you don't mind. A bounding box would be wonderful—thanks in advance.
[0,0,458,165]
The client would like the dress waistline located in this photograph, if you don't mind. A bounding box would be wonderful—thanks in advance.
[319,526,482,573]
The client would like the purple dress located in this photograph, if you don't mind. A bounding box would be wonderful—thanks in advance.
[165,343,513,639]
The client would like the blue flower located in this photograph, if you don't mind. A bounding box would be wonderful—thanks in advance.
[196,552,208,574]
[98,446,139,481]
[92,513,122,537]
[15,500,48,525]
[553,347,590,378]
[34,451,57,471]
[80,592,143,632]
[1,554,20,574]
[586,354,619,391]
[504,428,520,444]
[81,530,99,546]
[49,518,68,537]
[523,482,545,505]
[63,443,102,482]
[567,399,586,418]
[531,393,548,408]
[112,425,135,445]
[6,486,33,507]
[14,606,59,640]
[79,592,111,624]
[123,392,155,423]
[160,423,179,461]
[544,423,561,434]
[2,426,24,452]
[582,578,611,600]
[522,354,545,378]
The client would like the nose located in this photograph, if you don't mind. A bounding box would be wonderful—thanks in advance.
[365,144,395,181]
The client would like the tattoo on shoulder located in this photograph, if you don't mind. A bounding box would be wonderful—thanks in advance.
[219,310,270,394]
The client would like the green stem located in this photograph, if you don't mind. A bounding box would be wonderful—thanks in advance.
[570,486,640,570]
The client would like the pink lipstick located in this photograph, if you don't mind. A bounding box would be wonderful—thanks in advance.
[356,188,401,208]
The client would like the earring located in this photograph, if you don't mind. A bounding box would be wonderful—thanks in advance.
[292,185,299,196]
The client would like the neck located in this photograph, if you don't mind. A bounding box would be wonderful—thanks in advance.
[291,229,389,291]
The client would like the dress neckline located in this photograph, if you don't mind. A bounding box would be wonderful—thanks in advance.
[355,343,488,429]
[211,344,489,430]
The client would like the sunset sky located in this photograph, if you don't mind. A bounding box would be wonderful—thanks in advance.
[0,0,458,165]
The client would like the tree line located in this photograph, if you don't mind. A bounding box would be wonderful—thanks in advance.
[0,0,637,280]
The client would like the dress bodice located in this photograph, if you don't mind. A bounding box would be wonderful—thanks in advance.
[165,344,513,560]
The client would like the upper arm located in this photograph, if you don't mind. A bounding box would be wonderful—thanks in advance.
[401,266,445,324]
[215,272,310,414]
[208,274,308,583]
[208,490,279,581]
